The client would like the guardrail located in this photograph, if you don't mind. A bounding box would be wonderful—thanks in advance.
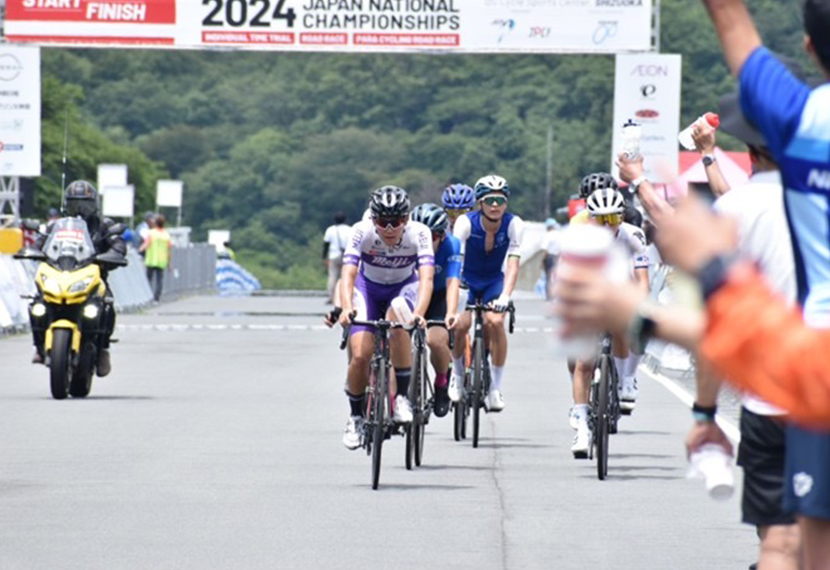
[0,244,217,337]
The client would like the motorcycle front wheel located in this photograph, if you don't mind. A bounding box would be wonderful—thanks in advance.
[50,329,72,400]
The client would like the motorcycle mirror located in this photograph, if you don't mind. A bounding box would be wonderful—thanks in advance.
[21,219,41,232]
[94,251,128,267]
[13,247,47,262]
[107,223,126,236]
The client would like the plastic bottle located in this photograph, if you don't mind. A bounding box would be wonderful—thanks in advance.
[621,119,642,160]
[551,224,627,360]
[678,112,720,150]
[687,443,735,501]
[391,296,413,324]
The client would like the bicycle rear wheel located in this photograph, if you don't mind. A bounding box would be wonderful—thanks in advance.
[372,364,387,490]
[472,340,484,449]
[596,356,611,480]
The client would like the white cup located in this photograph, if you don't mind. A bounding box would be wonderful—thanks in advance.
[552,224,616,359]
[688,443,735,501]
[390,296,413,324]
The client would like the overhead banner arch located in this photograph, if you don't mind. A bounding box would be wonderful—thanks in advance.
[4,0,654,54]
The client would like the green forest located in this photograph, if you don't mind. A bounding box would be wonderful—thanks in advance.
[27,0,813,288]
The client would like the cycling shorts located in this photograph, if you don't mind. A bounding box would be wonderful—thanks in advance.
[464,275,504,306]
[350,272,418,335]
[425,287,447,321]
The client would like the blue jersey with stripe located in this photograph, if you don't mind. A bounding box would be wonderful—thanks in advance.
[460,210,518,285]
[740,48,830,324]
[433,233,462,292]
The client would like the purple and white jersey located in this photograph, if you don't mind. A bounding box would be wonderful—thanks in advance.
[343,220,435,285]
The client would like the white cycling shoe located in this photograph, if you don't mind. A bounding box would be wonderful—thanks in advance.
[487,389,505,412]
[448,374,464,403]
[568,406,580,430]
[619,376,638,411]
[342,416,363,450]
[393,395,414,424]
[571,422,592,459]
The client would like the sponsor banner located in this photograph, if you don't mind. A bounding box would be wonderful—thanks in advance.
[0,45,41,177]
[4,0,652,53]
[612,53,682,184]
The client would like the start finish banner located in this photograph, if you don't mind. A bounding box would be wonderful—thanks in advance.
[4,0,653,53]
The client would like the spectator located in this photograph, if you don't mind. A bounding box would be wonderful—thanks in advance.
[140,213,171,302]
[322,212,351,305]
[223,241,236,261]
[135,211,155,253]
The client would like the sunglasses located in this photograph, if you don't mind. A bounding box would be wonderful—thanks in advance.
[374,216,407,229]
[593,213,623,226]
[482,196,507,207]
[445,208,471,217]
[431,231,445,240]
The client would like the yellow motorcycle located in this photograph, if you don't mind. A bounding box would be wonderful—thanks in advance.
[16,217,126,399]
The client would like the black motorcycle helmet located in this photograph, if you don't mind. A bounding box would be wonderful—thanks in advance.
[64,180,99,220]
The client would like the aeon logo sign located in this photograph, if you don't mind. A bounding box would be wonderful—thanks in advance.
[630,64,669,77]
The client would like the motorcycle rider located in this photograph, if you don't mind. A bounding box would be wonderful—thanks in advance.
[31,180,127,376]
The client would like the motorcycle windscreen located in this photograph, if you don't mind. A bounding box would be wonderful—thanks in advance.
[42,218,96,264]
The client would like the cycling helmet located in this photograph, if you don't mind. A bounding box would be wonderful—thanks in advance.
[410,203,449,234]
[579,172,618,199]
[369,185,410,218]
[586,188,625,216]
[441,184,475,210]
[474,175,509,200]
[63,180,99,220]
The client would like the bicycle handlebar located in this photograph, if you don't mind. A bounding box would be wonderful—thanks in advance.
[339,316,410,350]
[464,301,516,334]
[423,319,454,351]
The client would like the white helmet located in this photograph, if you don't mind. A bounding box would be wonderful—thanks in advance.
[586,188,625,216]
[474,175,509,200]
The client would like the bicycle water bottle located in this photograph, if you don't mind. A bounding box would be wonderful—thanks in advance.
[687,443,735,501]
[678,113,720,150]
[551,225,627,360]
[621,119,642,160]
[391,296,413,324]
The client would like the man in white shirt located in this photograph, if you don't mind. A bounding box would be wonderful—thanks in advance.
[323,212,351,304]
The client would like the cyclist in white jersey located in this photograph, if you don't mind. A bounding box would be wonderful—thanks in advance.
[338,186,435,450]
[570,186,650,458]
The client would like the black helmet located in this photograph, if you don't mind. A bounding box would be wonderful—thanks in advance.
[64,180,99,220]
[579,173,618,199]
[369,186,410,219]
[410,203,449,234]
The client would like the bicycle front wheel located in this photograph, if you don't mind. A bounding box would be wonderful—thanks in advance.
[414,353,428,466]
[372,365,387,490]
[596,355,611,480]
[472,340,484,449]
[405,339,421,471]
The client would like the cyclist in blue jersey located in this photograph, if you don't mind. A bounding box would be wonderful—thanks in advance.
[448,175,523,412]
[441,183,476,232]
[410,203,462,417]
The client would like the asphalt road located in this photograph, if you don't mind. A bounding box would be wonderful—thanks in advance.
[0,295,756,570]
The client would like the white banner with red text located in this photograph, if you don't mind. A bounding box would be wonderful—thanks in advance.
[4,0,653,53]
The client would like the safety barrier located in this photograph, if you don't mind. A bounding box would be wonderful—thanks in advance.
[216,258,261,295]
[0,244,217,337]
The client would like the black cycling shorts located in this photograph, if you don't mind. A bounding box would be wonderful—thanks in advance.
[737,408,795,527]
[425,287,447,321]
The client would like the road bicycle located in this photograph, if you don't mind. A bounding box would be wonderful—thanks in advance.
[405,320,453,470]
[340,317,407,490]
[458,301,515,449]
[589,332,621,480]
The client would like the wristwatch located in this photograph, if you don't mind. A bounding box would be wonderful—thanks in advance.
[629,176,646,195]
[702,154,716,167]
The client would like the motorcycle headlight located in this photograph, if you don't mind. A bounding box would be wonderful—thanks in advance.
[68,277,94,294]
[83,304,99,319]
[40,274,61,295]
[31,303,46,317]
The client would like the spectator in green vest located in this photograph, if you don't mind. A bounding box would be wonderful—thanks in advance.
[140,214,172,302]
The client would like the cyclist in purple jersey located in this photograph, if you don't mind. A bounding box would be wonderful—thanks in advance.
[338,186,435,450]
